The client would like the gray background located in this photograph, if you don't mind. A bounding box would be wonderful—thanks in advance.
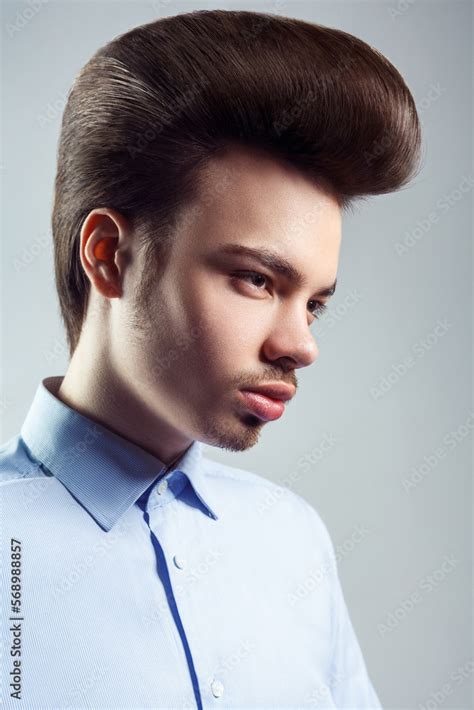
[1,1,472,708]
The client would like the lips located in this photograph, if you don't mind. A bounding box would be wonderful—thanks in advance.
[241,383,296,403]
[239,391,286,421]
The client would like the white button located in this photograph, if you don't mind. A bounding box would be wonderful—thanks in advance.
[173,555,186,569]
[211,679,224,698]
[157,479,168,495]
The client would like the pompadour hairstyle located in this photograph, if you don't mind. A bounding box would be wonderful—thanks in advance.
[52,9,422,356]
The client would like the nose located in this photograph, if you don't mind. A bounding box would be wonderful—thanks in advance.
[261,308,319,369]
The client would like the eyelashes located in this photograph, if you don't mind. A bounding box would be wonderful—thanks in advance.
[231,270,328,320]
[309,300,328,318]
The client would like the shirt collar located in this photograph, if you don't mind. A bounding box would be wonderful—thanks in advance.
[20,376,219,532]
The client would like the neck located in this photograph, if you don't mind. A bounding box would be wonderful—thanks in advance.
[57,338,194,465]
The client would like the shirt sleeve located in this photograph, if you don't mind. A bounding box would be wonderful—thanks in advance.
[327,550,383,709]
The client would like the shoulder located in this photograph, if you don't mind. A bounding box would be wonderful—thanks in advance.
[202,451,336,555]
[0,434,47,485]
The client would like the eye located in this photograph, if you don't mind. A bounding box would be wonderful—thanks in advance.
[232,271,328,320]
[231,270,270,291]
[308,300,328,320]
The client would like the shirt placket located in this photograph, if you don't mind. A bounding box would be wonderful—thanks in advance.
[144,472,227,708]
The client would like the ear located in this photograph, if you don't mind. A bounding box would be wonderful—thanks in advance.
[79,207,132,299]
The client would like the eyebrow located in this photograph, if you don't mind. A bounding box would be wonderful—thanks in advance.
[213,243,337,297]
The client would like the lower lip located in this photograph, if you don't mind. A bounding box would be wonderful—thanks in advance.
[239,390,286,421]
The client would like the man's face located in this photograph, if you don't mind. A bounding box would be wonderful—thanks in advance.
[117,147,342,452]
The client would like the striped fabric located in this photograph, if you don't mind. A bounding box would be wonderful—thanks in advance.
[0,376,382,709]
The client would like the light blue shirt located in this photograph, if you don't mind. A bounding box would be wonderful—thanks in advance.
[0,376,382,709]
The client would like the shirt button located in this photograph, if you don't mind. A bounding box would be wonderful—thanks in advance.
[211,679,224,698]
[173,555,186,569]
[157,479,168,495]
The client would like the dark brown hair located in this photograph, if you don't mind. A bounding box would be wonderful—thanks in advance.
[52,9,422,356]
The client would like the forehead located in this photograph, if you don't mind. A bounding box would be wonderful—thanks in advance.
[174,145,342,279]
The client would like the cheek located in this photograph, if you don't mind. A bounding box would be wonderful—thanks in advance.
[149,270,266,384]
[189,282,262,361]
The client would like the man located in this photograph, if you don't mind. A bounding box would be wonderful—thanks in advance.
[1,9,421,708]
